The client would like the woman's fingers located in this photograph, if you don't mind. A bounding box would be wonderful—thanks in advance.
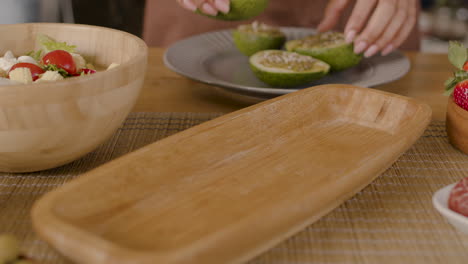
[177,0,200,11]
[317,0,352,32]
[370,0,408,56]
[382,0,418,55]
[214,0,230,14]
[344,0,378,43]
[352,0,397,55]
[201,1,218,16]
[176,0,230,15]
[346,0,419,57]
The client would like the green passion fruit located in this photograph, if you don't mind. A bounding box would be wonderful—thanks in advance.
[198,0,269,21]
[285,32,362,71]
[233,21,286,56]
[249,50,330,87]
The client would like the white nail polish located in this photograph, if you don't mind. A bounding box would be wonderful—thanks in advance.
[183,0,197,11]
[381,44,394,56]
[202,3,218,15]
[364,45,379,58]
[345,30,356,43]
[354,41,367,54]
[215,0,230,13]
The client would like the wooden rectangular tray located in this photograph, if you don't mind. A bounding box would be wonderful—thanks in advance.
[32,84,432,264]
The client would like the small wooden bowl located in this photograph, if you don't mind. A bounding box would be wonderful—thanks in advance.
[446,96,468,154]
[0,23,148,172]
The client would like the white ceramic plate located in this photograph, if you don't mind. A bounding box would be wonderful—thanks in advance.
[164,27,411,99]
[433,183,468,234]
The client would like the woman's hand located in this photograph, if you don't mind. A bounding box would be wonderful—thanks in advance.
[317,0,418,57]
[176,0,230,16]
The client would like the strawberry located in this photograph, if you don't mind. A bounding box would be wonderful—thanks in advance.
[464,61,468,71]
[453,80,468,111]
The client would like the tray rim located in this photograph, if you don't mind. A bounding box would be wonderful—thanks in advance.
[31,84,432,264]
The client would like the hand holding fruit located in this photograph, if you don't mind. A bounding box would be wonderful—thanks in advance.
[177,0,230,16]
[177,0,268,21]
[317,0,418,57]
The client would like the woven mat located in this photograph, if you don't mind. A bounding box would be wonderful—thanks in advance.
[1,112,468,264]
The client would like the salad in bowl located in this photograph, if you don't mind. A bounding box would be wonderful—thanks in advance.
[0,34,118,85]
[0,23,147,172]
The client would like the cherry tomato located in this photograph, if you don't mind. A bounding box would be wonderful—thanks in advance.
[464,61,468,71]
[42,50,76,75]
[9,63,45,81]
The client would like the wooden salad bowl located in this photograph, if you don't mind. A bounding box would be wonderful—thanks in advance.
[0,23,148,172]
[446,96,468,154]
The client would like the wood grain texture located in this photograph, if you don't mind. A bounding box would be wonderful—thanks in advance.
[32,84,432,264]
[133,50,449,121]
[446,96,468,154]
[0,23,147,172]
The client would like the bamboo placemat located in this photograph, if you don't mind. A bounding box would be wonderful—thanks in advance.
[1,112,468,264]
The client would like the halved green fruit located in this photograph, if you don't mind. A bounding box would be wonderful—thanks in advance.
[285,32,362,71]
[233,21,286,56]
[250,50,330,87]
[198,0,269,21]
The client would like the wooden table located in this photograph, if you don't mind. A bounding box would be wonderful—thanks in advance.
[133,48,451,121]
[4,48,467,264]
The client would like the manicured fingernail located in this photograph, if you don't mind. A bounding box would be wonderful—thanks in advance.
[354,41,367,54]
[215,0,230,14]
[202,3,218,15]
[381,44,394,56]
[317,20,329,32]
[183,0,197,11]
[345,30,356,43]
[364,45,379,58]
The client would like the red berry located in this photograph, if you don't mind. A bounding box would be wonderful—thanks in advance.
[464,61,468,71]
[449,177,468,217]
[82,68,96,75]
[453,80,468,111]
[71,68,96,77]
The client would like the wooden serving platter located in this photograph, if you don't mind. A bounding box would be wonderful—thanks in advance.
[32,84,432,264]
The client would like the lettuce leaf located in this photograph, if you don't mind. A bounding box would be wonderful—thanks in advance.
[448,41,467,70]
[37,34,76,53]
[26,50,42,61]
[43,64,70,77]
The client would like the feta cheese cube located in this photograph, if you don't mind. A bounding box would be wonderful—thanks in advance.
[9,68,32,84]
[3,51,15,60]
[71,53,86,71]
[35,71,64,82]
[0,57,18,72]
[0,50,18,72]
[18,56,38,65]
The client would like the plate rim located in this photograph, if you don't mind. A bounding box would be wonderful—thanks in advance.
[163,27,411,98]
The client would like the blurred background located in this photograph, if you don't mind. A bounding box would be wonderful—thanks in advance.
[0,0,467,52]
